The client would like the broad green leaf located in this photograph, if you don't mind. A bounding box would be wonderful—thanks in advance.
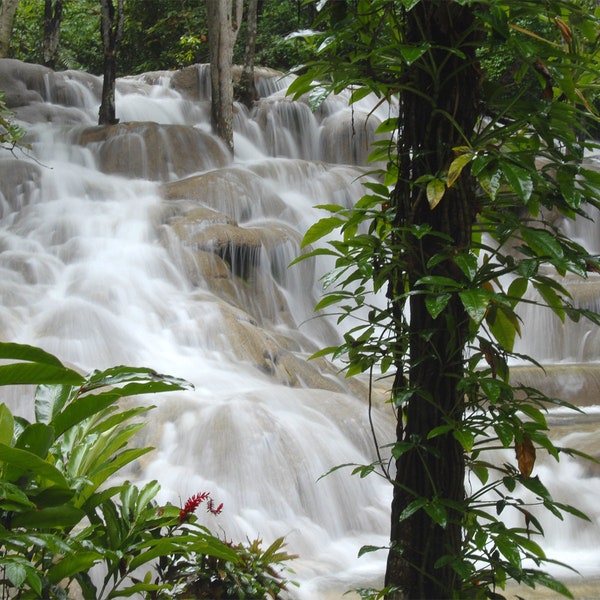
[427,178,446,209]
[11,505,85,530]
[0,443,70,489]
[459,288,491,324]
[454,253,478,281]
[487,305,519,351]
[349,86,372,104]
[533,281,565,322]
[47,551,101,584]
[0,482,35,511]
[35,384,75,425]
[424,500,448,528]
[453,429,474,452]
[398,43,429,66]
[521,228,564,261]
[4,562,27,588]
[0,342,64,367]
[82,366,191,393]
[507,277,528,308]
[425,293,452,319]
[301,217,345,247]
[399,498,427,522]
[530,572,574,598]
[0,403,14,445]
[0,363,83,387]
[495,535,521,568]
[416,275,461,288]
[501,161,533,202]
[15,423,54,458]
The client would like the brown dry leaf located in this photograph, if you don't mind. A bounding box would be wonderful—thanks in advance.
[516,435,536,479]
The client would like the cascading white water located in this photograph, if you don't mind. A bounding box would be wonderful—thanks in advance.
[1,58,599,597]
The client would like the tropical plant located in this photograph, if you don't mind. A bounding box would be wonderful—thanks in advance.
[289,1,600,598]
[0,342,296,599]
[0,91,25,151]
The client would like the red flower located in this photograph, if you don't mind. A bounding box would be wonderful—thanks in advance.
[206,498,223,515]
[178,492,223,523]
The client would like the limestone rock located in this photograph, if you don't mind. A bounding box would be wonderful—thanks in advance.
[77,122,231,181]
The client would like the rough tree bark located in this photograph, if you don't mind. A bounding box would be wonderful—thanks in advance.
[98,0,124,125]
[236,0,258,108]
[206,0,243,153]
[43,0,63,69]
[0,0,19,58]
[385,3,482,599]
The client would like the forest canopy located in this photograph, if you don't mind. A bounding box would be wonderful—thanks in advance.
[9,0,314,75]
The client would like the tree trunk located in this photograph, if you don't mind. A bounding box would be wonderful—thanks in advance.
[43,0,63,69]
[206,0,243,153]
[98,0,124,126]
[385,3,481,598]
[0,0,19,58]
[236,0,258,108]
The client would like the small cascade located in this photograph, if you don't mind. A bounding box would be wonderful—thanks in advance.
[1,57,600,597]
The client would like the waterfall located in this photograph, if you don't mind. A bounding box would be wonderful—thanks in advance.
[1,57,599,597]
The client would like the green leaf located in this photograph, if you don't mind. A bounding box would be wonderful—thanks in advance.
[454,253,478,281]
[530,572,574,598]
[533,281,565,322]
[301,217,345,247]
[47,552,102,584]
[501,161,533,201]
[35,384,75,425]
[424,500,448,528]
[487,305,519,351]
[0,342,64,367]
[453,429,474,452]
[459,288,491,324]
[0,363,83,387]
[4,561,27,588]
[425,293,452,319]
[399,43,429,64]
[0,443,70,488]
[11,505,85,529]
[521,228,564,261]
[427,178,446,209]
[495,535,521,568]
[399,498,427,522]
[0,403,14,446]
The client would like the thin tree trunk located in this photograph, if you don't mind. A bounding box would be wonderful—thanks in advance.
[98,0,124,125]
[236,0,258,108]
[385,3,481,598]
[43,0,63,69]
[206,0,243,153]
[0,0,19,58]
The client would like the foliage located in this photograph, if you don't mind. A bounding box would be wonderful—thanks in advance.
[13,0,104,73]
[0,91,25,151]
[10,0,316,75]
[290,0,600,598]
[0,342,296,599]
[155,535,298,599]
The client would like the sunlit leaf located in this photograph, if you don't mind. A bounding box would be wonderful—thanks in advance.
[427,178,446,209]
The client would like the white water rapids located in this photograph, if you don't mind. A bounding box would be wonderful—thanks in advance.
[1,59,599,598]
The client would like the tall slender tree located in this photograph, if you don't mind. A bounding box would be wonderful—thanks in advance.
[205,0,243,152]
[0,0,19,58]
[289,1,600,598]
[98,0,124,125]
[236,0,258,108]
[43,0,63,69]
